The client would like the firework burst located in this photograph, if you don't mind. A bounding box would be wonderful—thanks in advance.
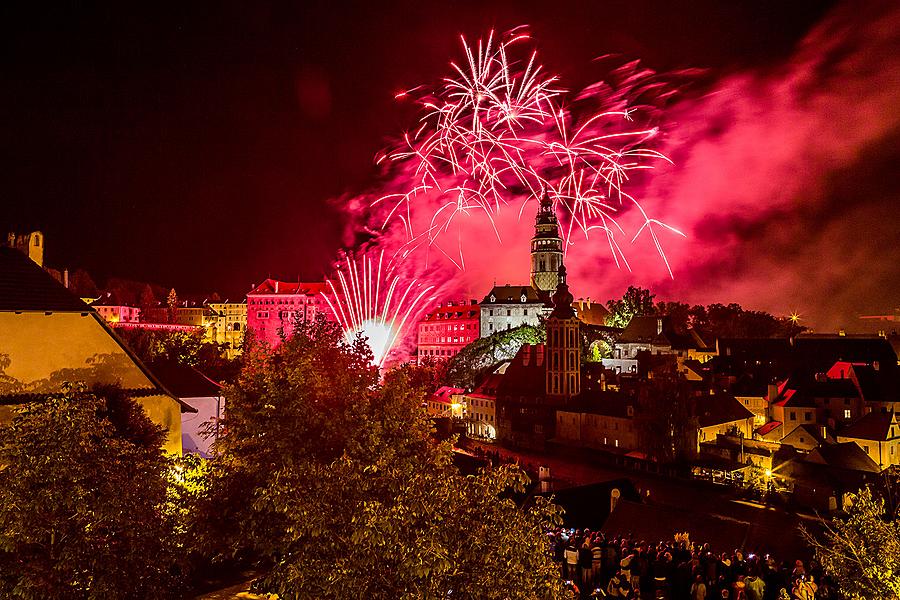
[321,250,435,367]
[374,28,684,276]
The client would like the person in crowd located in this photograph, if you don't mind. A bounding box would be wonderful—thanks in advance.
[691,574,708,600]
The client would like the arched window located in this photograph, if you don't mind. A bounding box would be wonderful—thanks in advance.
[33,234,41,246]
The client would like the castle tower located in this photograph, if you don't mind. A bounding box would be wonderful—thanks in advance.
[545,265,580,399]
[530,192,563,293]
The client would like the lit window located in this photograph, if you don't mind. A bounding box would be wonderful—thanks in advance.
[844,409,851,419]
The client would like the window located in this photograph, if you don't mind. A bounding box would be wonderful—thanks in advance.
[506,309,511,316]
[844,409,852,419]
[804,411,812,421]
[257,311,269,319]
[789,411,796,421]
[489,309,493,316]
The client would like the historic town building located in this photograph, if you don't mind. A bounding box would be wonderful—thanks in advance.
[416,300,479,363]
[246,279,332,347]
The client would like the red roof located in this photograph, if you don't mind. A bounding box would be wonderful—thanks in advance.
[755,421,783,436]
[249,279,327,296]
[429,386,465,404]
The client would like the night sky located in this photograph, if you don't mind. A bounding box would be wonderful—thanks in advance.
[3,1,897,328]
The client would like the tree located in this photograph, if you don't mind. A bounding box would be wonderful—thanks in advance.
[0,385,180,599]
[115,328,240,383]
[139,284,157,319]
[198,316,567,599]
[605,286,656,329]
[166,288,179,324]
[803,487,900,600]
[68,268,99,298]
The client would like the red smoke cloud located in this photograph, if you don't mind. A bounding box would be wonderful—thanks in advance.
[341,2,900,332]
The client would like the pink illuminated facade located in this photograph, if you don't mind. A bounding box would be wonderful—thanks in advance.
[246,279,333,347]
[416,300,480,363]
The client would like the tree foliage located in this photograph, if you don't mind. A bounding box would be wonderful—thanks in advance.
[198,316,566,599]
[115,328,240,383]
[605,286,656,329]
[803,487,900,600]
[0,385,180,599]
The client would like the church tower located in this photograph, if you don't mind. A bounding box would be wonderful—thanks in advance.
[545,265,581,399]
[530,192,563,293]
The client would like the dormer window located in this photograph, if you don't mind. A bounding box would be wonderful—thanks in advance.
[521,294,527,303]
[490,294,496,303]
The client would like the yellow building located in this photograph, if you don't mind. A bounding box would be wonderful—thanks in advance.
[0,247,192,454]
[837,410,899,470]
[208,301,247,357]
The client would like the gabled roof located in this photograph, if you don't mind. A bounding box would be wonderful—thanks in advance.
[422,303,479,321]
[429,386,465,404]
[480,284,546,305]
[755,421,782,436]
[0,247,90,312]
[781,423,835,446]
[149,362,223,398]
[248,279,327,296]
[694,392,754,427]
[805,441,881,473]
[839,410,898,442]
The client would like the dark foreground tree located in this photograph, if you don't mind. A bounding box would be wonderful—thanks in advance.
[803,487,900,600]
[0,385,179,599]
[198,317,566,599]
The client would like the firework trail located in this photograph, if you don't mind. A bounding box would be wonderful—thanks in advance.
[321,250,436,367]
[373,28,684,276]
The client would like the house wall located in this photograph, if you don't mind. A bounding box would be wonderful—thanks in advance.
[0,312,184,454]
[480,302,543,336]
[465,394,496,439]
[180,395,222,457]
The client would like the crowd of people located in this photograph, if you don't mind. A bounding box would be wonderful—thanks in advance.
[549,530,837,599]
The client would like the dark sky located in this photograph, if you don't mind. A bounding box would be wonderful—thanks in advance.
[1,1,838,298]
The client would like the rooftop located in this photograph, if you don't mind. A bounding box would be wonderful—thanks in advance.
[0,247,90,312]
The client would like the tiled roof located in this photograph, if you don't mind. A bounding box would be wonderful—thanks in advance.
[694,392,754,427]
[422,303,479,321]
[755,421,782,436]
[805,442,881,473]
[839,410,898,441]
[248,279,327,296]
[480,284,547,305]
[429,386,465,404]
[0,247,91,312]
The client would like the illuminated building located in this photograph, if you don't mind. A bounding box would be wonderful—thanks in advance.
[150,361,224,458]
[837,409,899,470]
[91,293,141,324]
[0,247,192,454]
[208,301,247,357]
[425,386,466,418]
[464,366,504,440]
[246,279,332,347]
[416,300,479,363]
[478,193,563,338]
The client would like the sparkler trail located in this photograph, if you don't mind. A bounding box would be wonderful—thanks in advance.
[321,250,435,367]
[372,27,685,276]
